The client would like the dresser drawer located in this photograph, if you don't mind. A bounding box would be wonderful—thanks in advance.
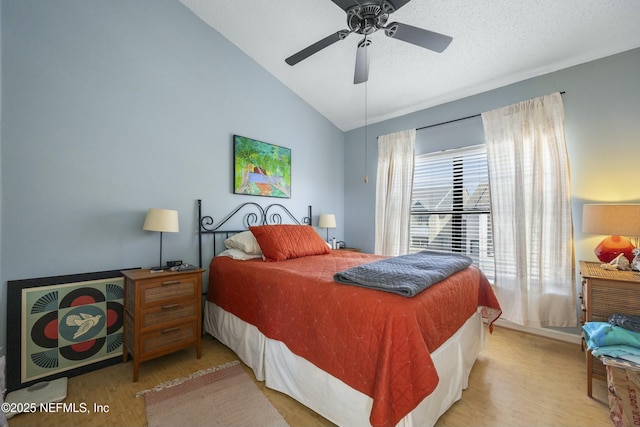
[139,277,198,307]
[140,300,198,330]
[140,321,198,357]
[590,282,640,321]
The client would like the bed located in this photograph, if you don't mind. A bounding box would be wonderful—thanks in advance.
[197,200,501,427]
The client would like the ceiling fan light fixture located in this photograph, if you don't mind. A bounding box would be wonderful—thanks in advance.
[346,3,390,35]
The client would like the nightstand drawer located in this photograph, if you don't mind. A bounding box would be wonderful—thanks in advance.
[140,278,198,307]
[140,300,198,330]
[140,321,198,356]
[122,268,204,381]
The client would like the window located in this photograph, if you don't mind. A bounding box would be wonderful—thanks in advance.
[410,144,494,281]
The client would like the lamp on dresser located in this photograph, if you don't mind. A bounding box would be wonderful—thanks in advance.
[582,204,640,263]
[143,208,179,269]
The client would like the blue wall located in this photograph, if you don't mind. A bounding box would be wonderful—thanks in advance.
[344,48,640,260]
[0,0,345,354]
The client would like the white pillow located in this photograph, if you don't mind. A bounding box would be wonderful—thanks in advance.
[224,231,263,255]
[217,248,262,260]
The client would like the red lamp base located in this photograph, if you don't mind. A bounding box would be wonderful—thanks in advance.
[594,235,636,263]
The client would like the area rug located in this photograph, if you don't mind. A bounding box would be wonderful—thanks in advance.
[136,360,289,427]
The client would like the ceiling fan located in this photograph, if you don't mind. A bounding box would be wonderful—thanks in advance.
[285,0,453,84]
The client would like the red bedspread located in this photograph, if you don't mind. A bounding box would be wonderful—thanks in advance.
[208,251,501,427]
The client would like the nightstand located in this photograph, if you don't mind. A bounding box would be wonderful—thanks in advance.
[579,261,640,396]
[336,247,361,252]
[122,268,204,381]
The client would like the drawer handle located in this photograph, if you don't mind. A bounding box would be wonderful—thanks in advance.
[161,303,180,310]
[161,280,181,286]
[161,327,180,334]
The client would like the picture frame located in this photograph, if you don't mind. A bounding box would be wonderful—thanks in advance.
[233,134,291,198]
[5,268,138,392]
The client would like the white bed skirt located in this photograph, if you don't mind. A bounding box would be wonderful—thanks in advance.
[204,301,486,427]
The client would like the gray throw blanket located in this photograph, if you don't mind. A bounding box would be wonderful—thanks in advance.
[333,250,473,297]
[609,312,640,333]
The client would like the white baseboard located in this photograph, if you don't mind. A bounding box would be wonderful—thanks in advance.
[494,319,582,344]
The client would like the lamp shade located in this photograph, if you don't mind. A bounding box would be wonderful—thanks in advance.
[582,204,640,236]
[318,214,337,229]
[143,208,179,233]
[582,204,640,262]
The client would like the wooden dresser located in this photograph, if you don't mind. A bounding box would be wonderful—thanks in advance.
[579,260,640,396]
[122,268,204,381]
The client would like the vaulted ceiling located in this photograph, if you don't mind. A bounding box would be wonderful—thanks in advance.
[180,0,640,131]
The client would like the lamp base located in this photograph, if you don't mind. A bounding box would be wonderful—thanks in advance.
[594,235,635,263]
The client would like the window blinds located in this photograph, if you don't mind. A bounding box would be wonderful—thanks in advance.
[410,144,495,280]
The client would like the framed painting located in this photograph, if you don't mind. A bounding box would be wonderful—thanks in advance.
[6,268,138,392]
[233,134,291,198]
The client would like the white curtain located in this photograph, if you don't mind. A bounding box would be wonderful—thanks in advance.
[482,92,576,327]
[375,129,416,256]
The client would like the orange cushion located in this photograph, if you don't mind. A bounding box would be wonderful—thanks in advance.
[249,225,331,262]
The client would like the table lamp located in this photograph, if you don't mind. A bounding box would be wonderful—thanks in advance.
[318,214,336,242]
[143,208,179,268]
[582,204,640,263]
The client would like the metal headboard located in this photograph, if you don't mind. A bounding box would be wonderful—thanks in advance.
[197,199,312,267]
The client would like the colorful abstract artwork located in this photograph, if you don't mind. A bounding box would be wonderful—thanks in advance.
[6,269,136,392]
[233,135,291,198]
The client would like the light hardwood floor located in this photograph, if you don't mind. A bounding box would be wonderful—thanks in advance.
[7,326,611,427]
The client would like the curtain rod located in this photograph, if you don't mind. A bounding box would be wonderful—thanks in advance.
[416,91,566,131]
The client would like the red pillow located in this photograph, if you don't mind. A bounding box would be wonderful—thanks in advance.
[249,225,331,262]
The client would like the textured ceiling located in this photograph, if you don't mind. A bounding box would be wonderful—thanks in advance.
[179,0,640,131]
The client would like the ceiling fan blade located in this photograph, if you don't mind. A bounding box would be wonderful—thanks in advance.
[387,0,414,12]
[285,30,350,66]
[330,0,360,12]
[354,38,371,84]
[385,22,452,53]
